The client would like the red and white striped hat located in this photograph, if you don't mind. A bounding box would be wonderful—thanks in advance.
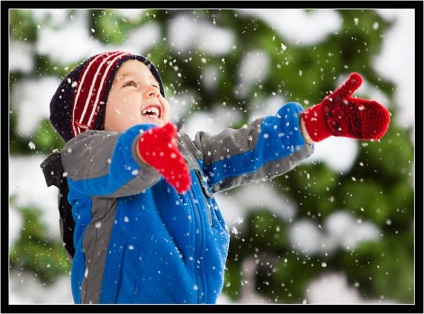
[50,51,164,142]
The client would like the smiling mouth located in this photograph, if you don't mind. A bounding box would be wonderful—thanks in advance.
[141,105,161,119]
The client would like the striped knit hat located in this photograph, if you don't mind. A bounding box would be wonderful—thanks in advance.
[50,51,165,142]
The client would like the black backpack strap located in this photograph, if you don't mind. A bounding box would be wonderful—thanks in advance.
[40,152,75,261]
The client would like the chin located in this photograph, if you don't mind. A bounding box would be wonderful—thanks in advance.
[140,119,164,127]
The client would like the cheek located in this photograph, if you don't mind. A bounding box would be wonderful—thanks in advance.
[162,101,170,120]
[105,94,140,130]
[110,94,137,115]
[106,102,127,123]
[126,108,141,123]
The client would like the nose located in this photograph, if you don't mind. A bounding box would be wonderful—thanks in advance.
[143,85,160,98]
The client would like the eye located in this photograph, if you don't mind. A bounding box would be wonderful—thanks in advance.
[123,80,137,87]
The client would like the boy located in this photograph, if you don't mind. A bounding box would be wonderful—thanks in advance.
[41,51,390,304]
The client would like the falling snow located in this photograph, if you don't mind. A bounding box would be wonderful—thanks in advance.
[8,8,414,305]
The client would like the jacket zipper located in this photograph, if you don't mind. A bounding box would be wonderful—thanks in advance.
[195,170,213,227]
[188,187,205,303]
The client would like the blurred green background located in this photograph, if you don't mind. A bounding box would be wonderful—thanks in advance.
[8,8,415,304]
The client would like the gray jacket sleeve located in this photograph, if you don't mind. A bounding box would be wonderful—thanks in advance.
[186,102,314,193]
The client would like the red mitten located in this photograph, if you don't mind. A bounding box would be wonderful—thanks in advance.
[137,123,191,194]
[302,72,390,142]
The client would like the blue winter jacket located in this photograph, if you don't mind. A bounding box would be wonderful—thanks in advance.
[58,102,313,304]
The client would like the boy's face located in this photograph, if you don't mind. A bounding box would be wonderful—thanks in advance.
[104,59,169,132]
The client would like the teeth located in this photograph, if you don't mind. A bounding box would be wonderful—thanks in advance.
[142,106,160,117]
